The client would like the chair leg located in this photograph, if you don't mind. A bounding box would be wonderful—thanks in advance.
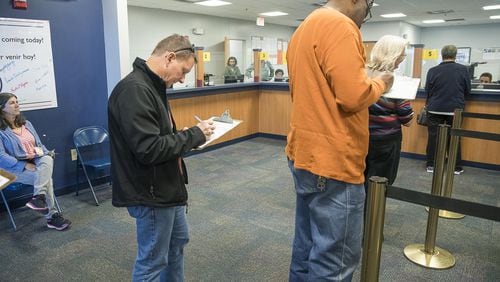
[75,163,80,196]
[1,190,17,231]
[81,166,100,206]
[54,194,62,213]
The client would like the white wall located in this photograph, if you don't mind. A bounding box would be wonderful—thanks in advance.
[102,0,130,96]
[421,23,500,82]
[126,7,500,85]
[127,6,295,86]
[361,21,421,44]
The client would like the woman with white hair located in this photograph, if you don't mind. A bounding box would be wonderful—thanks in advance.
[364,35,414,192]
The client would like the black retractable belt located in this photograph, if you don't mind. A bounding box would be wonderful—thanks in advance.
[386,185,500,222]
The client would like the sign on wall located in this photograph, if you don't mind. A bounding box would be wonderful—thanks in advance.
[0,17,57,110]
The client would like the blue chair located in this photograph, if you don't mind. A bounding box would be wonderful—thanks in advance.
[1,182,62,231]
[73,126,111,206]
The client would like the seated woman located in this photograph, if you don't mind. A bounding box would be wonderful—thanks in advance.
[479,72,492,84]
[273,69,286,82]
[0,92,71,231]
[223,56,242,83]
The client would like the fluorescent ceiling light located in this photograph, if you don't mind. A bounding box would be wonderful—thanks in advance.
[483,5,500,10]
[380,13,407,18]
[423,19,445,24]
[260,11,288,17]
[195,0,232,7]
[373,3,379,7]
[490,15,500,19]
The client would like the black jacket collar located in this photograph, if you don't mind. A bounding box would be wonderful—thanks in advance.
[133,57,166,93]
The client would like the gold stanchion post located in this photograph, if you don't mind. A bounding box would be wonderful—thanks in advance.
[361,176,388,282]
[405,125,455,269]
[439,109,465,219]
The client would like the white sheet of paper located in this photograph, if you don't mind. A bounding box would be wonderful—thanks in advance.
[383,76,421,100]
[197,118,242,149]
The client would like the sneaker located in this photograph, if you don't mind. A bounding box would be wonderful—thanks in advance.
[454,168,464,175]
[47,213,71,231]
[26,194,49,214]
[426,166,434,173]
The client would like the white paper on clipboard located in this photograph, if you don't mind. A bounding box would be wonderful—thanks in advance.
[383,76,421,100]
[197,118,242,149]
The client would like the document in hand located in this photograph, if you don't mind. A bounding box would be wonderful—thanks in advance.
[197,118,242,149]
[383,76,421,100]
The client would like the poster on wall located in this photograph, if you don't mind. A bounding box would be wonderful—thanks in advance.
[0,17,57,111]
[482,47,500,60]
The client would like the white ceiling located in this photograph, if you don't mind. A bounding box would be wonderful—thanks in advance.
[127,0,500,28]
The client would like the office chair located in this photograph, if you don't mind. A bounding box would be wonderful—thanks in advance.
[1,182,62,231]
[73,126,111,206]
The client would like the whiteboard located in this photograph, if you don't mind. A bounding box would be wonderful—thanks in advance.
[0,18,57,110]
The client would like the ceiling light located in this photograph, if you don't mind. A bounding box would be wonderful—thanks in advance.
[423,19,445,24]
[380,13,407,18]
[373,3,379,7]
[490,15,500,19]
[194,0,232,7]
[260,11,288,17]
[483,5,500,10]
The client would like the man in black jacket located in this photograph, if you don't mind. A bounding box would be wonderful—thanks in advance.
[425,44,471,175]
[108,34,215,281]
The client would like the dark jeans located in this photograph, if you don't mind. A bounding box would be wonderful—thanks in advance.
[363,132,402,222]
[426,113,463,169]
[364,132,402,188]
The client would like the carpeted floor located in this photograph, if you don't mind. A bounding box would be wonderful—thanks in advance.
[0,137,498,281]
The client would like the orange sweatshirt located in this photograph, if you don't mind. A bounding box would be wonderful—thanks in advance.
[285,8,386,184]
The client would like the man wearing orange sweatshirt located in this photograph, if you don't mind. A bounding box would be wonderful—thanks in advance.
[286,0,393,280]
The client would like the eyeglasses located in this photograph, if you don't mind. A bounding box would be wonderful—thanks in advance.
[173,44,195,54]
[363,0,375,23]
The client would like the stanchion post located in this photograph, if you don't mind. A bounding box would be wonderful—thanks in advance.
[438,109,465,219]
[361,176,388,282]
[404,125,455,269]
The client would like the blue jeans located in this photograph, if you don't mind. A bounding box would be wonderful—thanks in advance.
[127,205,189,282]
[288,160,365,281]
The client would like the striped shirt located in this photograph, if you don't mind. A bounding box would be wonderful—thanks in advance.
[368,97,414,138]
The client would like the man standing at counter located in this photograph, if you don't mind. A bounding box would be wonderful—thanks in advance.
[425,44,471,174]
[285,0,393,280]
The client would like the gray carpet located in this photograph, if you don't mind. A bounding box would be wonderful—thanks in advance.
[0,137,498,281]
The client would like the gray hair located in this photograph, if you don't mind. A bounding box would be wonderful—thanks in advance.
[441,45,457,60]
[151,34,196,62]
[368,35,408,71]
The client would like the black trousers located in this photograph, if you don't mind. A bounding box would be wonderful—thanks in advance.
[425,113,463,168]
[364,132,402,189]
[363,132,402,223]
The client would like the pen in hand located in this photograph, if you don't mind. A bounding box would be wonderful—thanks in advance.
[194,115,216,138]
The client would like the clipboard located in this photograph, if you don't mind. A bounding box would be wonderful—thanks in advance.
[383,76,421,100]
[196,118,242,149]
[0,169,16,191]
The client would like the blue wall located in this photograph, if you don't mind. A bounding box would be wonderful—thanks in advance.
[0,0,108,192]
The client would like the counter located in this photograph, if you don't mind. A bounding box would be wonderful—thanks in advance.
[168,83,500,168]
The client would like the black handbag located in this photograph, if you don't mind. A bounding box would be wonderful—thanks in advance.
[417,106,428,126]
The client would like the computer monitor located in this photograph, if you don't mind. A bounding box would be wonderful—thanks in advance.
[224,75,244,84]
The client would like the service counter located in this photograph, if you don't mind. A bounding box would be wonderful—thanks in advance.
[168,83,500,168]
